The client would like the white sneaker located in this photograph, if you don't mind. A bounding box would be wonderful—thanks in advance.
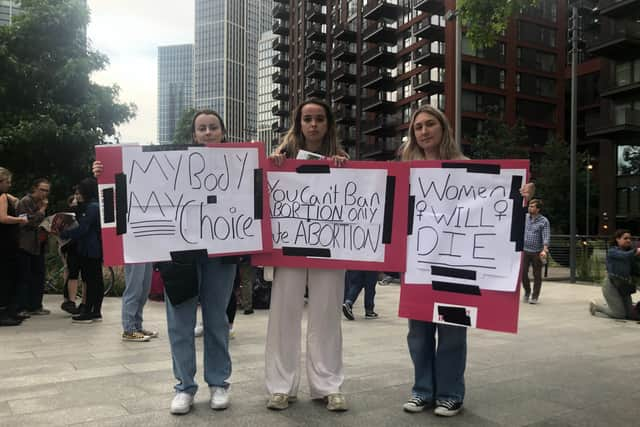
[210,386,230,410]
[170,392,194,415]
[194,322,204,337]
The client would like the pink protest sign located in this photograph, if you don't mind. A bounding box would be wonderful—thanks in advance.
[95,142,272,265]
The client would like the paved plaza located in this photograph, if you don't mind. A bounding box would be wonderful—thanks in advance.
[1,281,639,426]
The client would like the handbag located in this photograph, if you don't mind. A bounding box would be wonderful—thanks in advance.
[156,260,198,306]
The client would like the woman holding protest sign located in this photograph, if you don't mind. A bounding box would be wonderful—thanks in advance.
[265,99,350,412]
[400,105,534,417]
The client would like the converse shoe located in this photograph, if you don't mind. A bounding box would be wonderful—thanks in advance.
[403,396,429,413]
[71,312,93,324]
[210,386,230,410]
[365,311,379,319]
[434,399,462,417]
[326,393,348,411]
[342,302,354,321]
[122,331,150,342]
[170,392,194,414]
[589,300,597,316]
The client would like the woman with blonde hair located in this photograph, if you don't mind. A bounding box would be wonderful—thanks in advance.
[266,99,349,412]
[400,105,533,417]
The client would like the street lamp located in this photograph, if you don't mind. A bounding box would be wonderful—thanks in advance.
[586,159,593,236]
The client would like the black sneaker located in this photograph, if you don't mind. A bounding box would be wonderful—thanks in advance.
[434,399,462,417]
[403,396,429,413]
[61,301,79,315]
[91,312,103,322]
[365,311,379,319]
[243,308,254,315]
[342,303,354,321]
[71,313,94,324]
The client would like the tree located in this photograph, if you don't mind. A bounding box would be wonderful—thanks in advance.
[172,107,197,145]
[0,0,135,209]
[531,138,592,234]
[466,109,529,159]
[458,0,539,47]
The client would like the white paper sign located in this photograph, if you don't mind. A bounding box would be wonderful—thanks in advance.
[268,168,388,262]
[120,145,262,263]
[406,167,526,292]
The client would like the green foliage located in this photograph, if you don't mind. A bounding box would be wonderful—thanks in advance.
[577,241,605,283]
[172,107,197,145]
[466,110,529,159]
[458,0,539,48]
[0,0,135,208]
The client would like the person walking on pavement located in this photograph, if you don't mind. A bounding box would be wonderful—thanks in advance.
[342,270,379,320]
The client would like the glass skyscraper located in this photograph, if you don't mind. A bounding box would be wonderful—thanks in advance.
[0,0,20,26]
[157,44,193,145]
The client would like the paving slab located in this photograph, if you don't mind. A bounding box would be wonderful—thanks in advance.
[0,281,638,426]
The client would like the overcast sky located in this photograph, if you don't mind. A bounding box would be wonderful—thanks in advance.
[86,1,194,144]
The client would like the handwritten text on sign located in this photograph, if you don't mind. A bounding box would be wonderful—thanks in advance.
[268,168,387,262]
[121,145,262,263]
[406,167,524,292]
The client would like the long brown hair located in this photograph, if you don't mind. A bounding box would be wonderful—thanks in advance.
[400,105,464,161]
[275,99,343,158]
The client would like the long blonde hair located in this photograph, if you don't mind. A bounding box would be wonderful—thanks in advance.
[400,105,464,161]
[275,99,343,158]
[0,167,11,185]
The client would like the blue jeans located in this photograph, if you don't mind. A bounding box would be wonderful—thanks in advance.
[344,270,377,311]
[407,319,467,403]
[122,263,153,333]
[165,257,236,394]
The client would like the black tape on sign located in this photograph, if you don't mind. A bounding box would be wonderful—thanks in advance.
[170,249,208,264]
[509,175,526,252]
[142,144,192,152]
[431,266,476,281]
[102,187,115,223]
[207,195,217,204]
[295,164,330,174]
[442,162,501,174]
[432,281,482,296]
[438,306,472,326]
[254,169,263,220]
[115,173,128,235]
[382,176,395,244]
[407,194,415,235]
[282,247,331,257]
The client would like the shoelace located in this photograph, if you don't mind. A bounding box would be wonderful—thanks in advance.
[408,397,426,406]
[436,399,458,409]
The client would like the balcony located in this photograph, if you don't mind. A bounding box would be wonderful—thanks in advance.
[272,4,289,19]
[304,60,326,79]
[307,24,326,42]
[272,71,288,84]
[272,20,289,35]
[415,0,444,15]
[333,23,357,42]
[333,84,357,104]
[305,80,327,98]
[272,121,287,133]
[588,19,640,59]
[363,0,401,21]
[334,42,357,62]
[272,103,289,117]
[362,95,396,113]
[272,55,289,68]
[362,70,396,91]
[412,71,445,94]
[413,45,445,67]
[586,108,640,137]
[335,105,356,124]
[273,0,288,4]
[337,127,357,146]
[272,36,289,52]
[414,17,445,41]
[333,64,357,83]
[598,0,640,18]
[600,64,640,98]
[306,42,326,60]
[362,45,397,68]
[363,117,397,137]
[309,0,326,4]
[307,3,326,23]
[363,21,397,44]
[272,87,289,101]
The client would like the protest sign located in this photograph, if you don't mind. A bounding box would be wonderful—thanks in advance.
[252,160,409,271]
[95,143,271,265]
[399,160,529,333]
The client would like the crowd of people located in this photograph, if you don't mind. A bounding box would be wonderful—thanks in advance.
[1,101,637,420]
